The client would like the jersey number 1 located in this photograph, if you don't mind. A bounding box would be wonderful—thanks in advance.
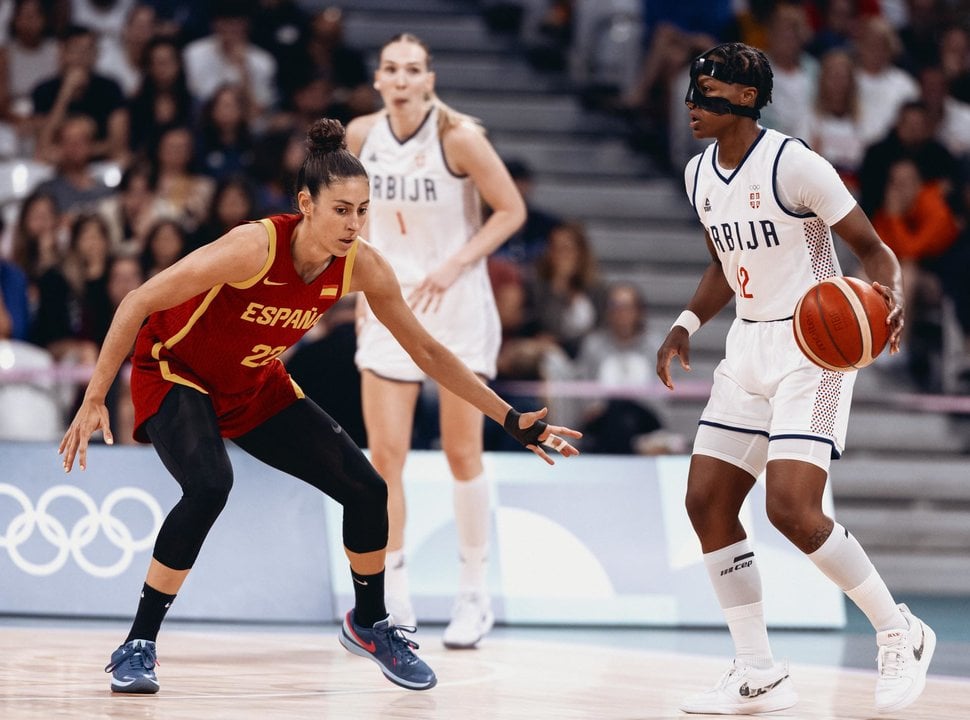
[396,211,407,235]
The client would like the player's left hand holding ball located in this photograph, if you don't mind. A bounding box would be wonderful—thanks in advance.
[871,281,904,355]
[503,408,582,464]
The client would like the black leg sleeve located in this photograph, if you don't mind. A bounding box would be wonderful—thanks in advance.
[233,399,388,554]
[145,386,234,570]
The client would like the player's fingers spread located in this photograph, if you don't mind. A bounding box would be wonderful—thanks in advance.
[529,444,555,465]
[62,444,74,471]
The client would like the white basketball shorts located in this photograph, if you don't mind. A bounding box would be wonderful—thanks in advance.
[693,317,857,472]
[355,267,500,382]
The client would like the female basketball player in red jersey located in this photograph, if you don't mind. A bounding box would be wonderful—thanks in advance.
[58,118,580,695]
[346,33,526,648]
[656,43,935,715]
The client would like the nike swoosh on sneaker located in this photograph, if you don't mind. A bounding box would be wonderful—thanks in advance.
[914,626,925,661]
[739,677,786,698]
[263,278,287,286]
[346,626,377,653]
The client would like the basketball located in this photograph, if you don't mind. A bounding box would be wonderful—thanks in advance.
[793,277,890,371]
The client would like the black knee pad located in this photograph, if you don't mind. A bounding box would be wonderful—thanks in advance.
[342,472,388,554]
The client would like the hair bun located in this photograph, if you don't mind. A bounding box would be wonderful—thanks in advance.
[306,118,347,154]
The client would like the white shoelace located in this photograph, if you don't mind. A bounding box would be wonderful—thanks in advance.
[878,639,908,678]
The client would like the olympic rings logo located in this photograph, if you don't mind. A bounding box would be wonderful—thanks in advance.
[0,484,163,578]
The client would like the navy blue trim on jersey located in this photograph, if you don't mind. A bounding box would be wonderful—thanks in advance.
[439,134,468,179]
[741,315,794,323]
[690,147,706,211]
[385,107,434,145]
[697,419,770,438]
[711,128,767,185]
[699,421,841,459]
[772,137,819,219]
[769,432,841,459]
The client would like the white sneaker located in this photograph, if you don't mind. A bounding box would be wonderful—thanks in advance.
[875,604,936,713]
[679,659,798,715]
[442,592,494,649]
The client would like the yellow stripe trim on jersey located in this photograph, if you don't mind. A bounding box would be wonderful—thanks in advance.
[161,284,224,350]
[341,238,360,297]
[158,361,209,394]
[230,218,278,290]
[290,377,305,399]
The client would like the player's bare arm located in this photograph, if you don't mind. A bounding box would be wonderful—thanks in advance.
[345,112,383,157]
[441,122,526,265]
[409,122,526,314]
[352,242,580,462]
[58,223,271,472]
[832,206,905,353]
[656,233,734,389]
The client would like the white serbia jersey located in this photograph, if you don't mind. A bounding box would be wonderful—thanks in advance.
[685,128,858,321]
[355,106,500,381]
[359,106,483,286]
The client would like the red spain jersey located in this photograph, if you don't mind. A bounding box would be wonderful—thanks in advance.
[130,214,358,442]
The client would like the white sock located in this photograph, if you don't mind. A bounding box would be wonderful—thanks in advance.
[704,539,773,668]
[807,522,872,589]
[453,472,491,592]
[847,573,907,632]
[808,523,905,631]
[384,548,411,603]
[724,602,774,669]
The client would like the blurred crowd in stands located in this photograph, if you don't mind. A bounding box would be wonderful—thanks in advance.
[3,0,969,455]
[491,0,970,394]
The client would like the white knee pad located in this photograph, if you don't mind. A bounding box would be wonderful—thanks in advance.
[766,437,834,472]
[692,423,769,478]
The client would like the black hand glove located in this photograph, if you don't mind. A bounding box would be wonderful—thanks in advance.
[503,408,547,447]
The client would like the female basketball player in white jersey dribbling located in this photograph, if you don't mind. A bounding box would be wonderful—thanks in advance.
[656,43,935,715]
[346,34,526,649]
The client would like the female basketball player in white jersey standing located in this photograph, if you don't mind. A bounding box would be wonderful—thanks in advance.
[656,43,936,715]
[346,33,526,649]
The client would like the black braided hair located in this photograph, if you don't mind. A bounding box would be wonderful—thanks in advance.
[705,42,774,109]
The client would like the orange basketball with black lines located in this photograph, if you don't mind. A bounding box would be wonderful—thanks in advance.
[793,277,890,371]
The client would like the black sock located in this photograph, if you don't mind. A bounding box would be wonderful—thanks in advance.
[351,568,386,627]
[125,583,177,643]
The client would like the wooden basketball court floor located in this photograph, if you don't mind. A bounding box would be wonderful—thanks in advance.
[1,613,967,720]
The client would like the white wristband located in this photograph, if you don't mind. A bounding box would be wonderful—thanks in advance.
[671,310,701,337]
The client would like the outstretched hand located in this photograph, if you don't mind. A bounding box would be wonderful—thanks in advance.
[505,407,582,465]
[58,398,113,472]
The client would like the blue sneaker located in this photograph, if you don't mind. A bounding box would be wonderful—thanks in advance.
[338,611,437,690]
[105,639,159,694]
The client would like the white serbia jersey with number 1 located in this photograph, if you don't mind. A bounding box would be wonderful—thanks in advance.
[685,128,858,321]
[355,106,500,381]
